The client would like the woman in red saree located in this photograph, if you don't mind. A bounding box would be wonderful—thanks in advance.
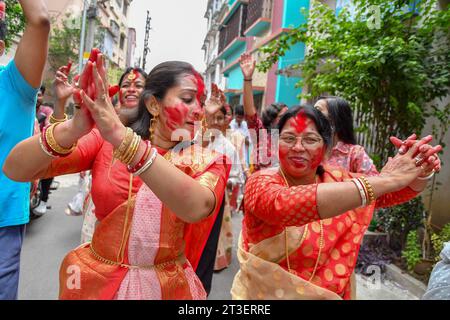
[231,105,442,300]
[4,55,230,299]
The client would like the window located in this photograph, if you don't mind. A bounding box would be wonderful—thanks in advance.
[120,33,126,50]
[110,20,120,40]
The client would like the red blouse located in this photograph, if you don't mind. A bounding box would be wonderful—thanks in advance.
[44,129,143,220]
[242,167,419,299]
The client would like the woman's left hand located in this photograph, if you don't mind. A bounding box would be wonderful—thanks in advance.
[79,58,126,148]
[205,83,225,117]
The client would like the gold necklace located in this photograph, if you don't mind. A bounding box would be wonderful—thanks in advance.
[279,168,324,282]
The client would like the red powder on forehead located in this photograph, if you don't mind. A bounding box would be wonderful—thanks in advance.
[292,110,308,134]
[132,69,140,83]
[193,71,205,105]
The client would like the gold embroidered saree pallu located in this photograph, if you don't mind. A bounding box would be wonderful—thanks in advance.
[231,227,342,300]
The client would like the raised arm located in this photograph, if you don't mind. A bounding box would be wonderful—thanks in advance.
[247,140,439,226]
[14,0,50,88]
[239,52,257,118]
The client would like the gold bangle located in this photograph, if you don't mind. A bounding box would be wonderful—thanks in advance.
[45,123,77,155]
[120,133,136,164]
[359,176,376,203]
[49,113,68,124]
[113,127,134,159]
[122,134,141,165]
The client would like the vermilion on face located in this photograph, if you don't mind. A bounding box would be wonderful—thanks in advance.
[279,115,325,179]
[119,71,145,109]
[160,74,205,140]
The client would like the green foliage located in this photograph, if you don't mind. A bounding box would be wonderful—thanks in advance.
[431,223,450,260]
[402,230,422,271]
[47,14,81,73]
[258,0,450,165]
[3,0,25,49]
[376,197,424,251]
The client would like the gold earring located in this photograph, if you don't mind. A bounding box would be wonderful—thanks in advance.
[149,114,159,142]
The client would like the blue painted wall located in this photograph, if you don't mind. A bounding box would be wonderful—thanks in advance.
[282,0,310,28]
[275,41,305,106]
[223,43,246,67]
[226,64,244,91]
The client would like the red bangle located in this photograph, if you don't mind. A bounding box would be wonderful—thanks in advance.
[41,125,68,157]
[127,140,151,174]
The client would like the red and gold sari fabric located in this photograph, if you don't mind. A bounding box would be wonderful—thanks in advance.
[234,166,418,299]
[59,144,230,300]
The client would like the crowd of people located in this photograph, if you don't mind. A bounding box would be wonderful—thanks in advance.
[0,0,447,300]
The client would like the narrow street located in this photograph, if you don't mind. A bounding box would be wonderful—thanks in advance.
[19,174,421,300]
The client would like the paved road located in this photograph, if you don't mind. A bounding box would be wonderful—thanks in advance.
[18,174,419,300]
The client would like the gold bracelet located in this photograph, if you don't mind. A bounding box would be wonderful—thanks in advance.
[49,113,68,124]
[359,176,376,203]
[120,133,136,164]
[45,123,77,155]
[122,134,141,165]
[113,127,134,159]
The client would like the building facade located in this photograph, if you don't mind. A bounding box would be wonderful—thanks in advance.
[212,0,311,112]
[45,0,134,71]
[203,0,228,92]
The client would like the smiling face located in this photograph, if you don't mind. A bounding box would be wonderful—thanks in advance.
[119,70,145,109]
[156,74,206,141]
[278,112,326,179]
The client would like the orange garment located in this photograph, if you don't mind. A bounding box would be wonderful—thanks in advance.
[58,144,230,299]
[242,166,418,299]
[44,129,229,273]
[44,129,143,221]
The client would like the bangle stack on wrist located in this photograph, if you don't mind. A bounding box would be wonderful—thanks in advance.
[39,123,77,158]
[113,127,141,165]
[49,113,69,124]
[351,176,376,207]
[132,147,158,176]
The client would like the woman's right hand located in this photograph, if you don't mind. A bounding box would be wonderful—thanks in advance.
[53,62,74,102]
[239,53,256,80]
[380,136,441,191]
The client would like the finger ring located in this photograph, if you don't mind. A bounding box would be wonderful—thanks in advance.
[101,94,107,101]
[414,155,425,166]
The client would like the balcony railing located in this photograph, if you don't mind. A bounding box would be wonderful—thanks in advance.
[246,0,273,29]
[218,4,248,54]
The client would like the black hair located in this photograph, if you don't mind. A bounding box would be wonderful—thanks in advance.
[277,105,332,176]
[129,61,201,140]
[234,104,244,116]
[219,105,227,116]
[118,67,147,87]
[317,96,356,145]
[262,103,287,129]
[39,85,46,95]
[0,20,6,41]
